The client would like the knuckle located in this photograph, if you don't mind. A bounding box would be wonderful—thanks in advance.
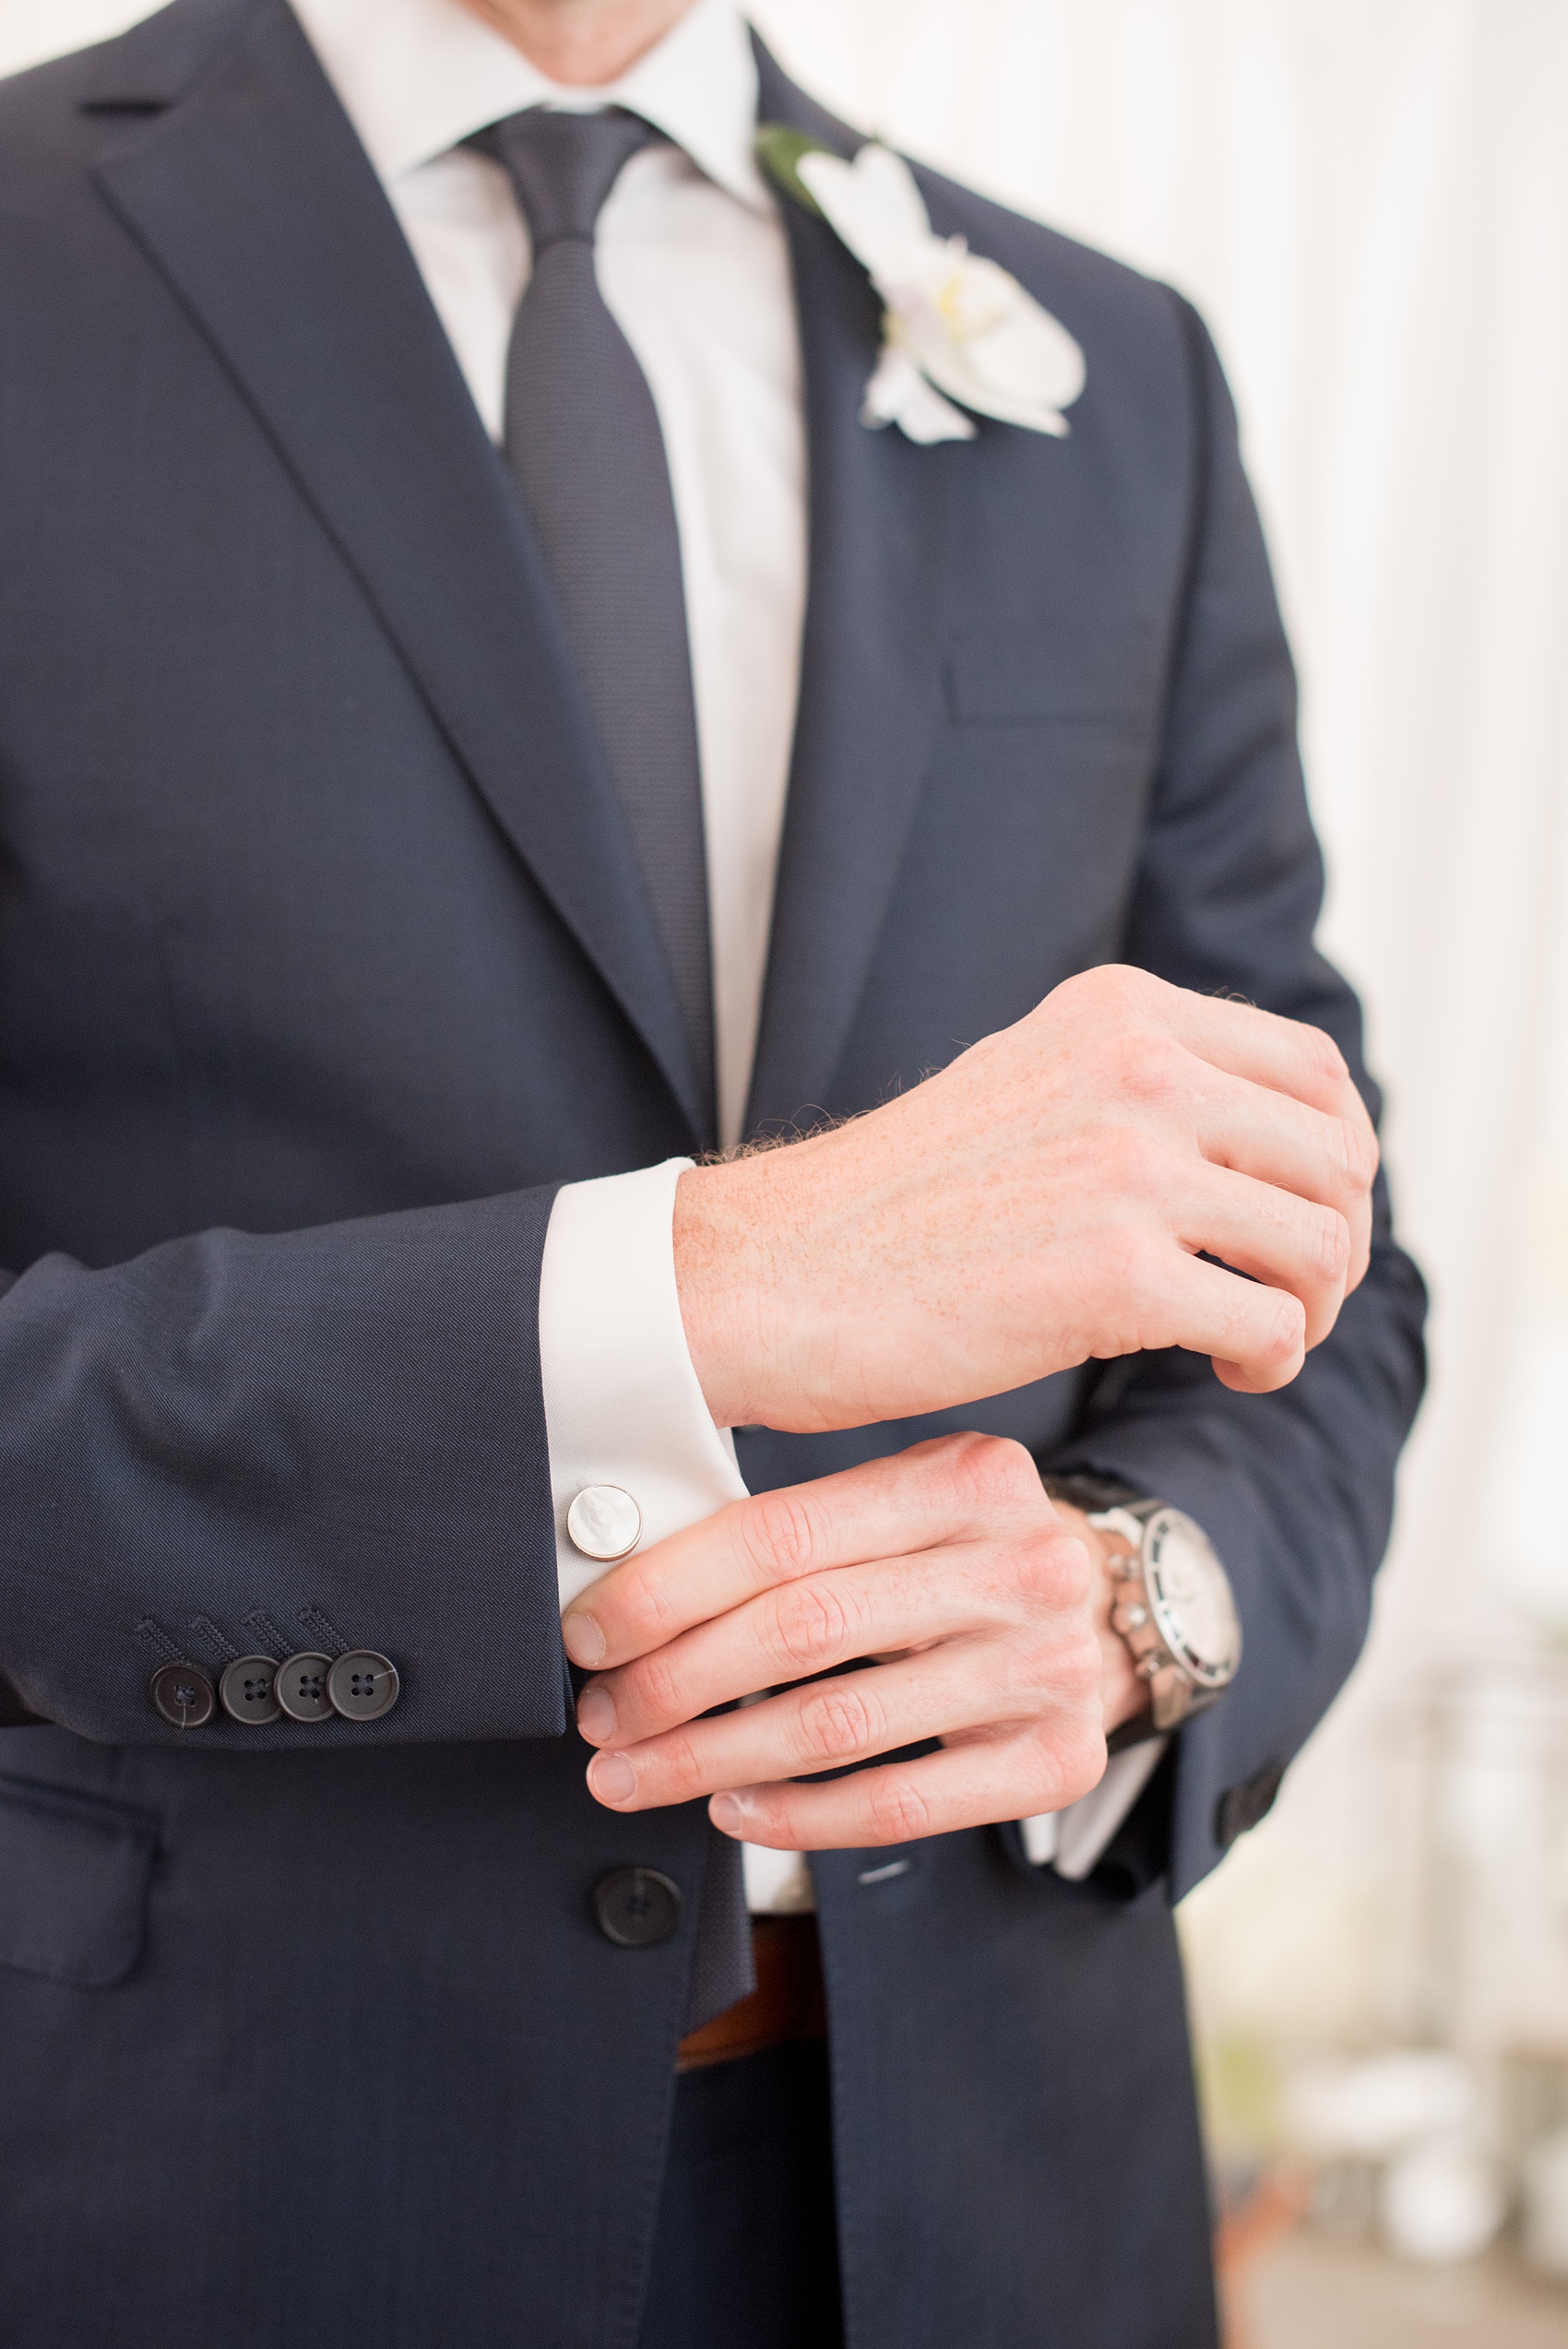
[1008,1529,1090,1613]
[1338,1112,1379,1193]
[1261,1287,1307,1364]
[793,1680,883,1765]
[1312,1205,1351,1284]
[617,1567,681,1646]
[1301,1023,1349,1092]
[946,1432,1039,1519]
[865,1771,933,1845]
[632,1643,686,1725]
[1064,1629,1102,1702]
[1016,1623,1100,1712]
[1111,1026,1185,1110]
[657,1723,707,1798]
[1055,1721,1109,1807]
[740,1487,821,1584]
[769,1576,856,1671]
[1092,962,1158,1021]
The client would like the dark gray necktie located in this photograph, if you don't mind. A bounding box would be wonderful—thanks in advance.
[473,108,717,1137]
[475,109,749,2033]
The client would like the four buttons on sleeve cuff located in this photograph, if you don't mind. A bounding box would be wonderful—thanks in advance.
[149,1473,650,1726]
[150,1645,401,1728]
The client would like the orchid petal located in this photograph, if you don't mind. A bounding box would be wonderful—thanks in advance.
[861,342,976,443]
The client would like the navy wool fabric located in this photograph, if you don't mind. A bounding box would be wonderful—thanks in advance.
[0,7,1426,2348]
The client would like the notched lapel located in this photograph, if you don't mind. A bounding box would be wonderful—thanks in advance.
[744,45,956,1137]
[90,0,708,1143]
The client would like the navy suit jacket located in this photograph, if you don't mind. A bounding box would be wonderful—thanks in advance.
[0,6,1426,2345]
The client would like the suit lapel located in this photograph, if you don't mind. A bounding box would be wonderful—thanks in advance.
[744,43,956,1135]
[91,0,709,1141]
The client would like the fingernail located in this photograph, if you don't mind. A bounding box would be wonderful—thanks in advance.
[562,1610,606,1667]
[709,1791,754,1836]
[576,1684,617,1744]
[588,1750,637,1807]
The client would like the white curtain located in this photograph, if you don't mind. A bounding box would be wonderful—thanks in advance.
[5,0,1568,2053]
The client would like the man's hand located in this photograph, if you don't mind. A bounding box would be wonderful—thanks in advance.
[674,965,1377,1433]
[565,1435,1142,1849]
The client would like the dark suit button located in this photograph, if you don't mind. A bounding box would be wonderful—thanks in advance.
[275,1652,335,1723]
[219,1654,281,1726]
[327,1650,399,1722]
[149,1661,215,1729]
[1216,1759,1287,1849]
[593,1868,682,1949]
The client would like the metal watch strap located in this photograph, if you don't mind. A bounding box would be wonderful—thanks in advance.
[1039,1471,1146,1516]
[1041,1474,1228,1745]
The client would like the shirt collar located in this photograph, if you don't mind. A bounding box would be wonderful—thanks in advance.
[288,0,772,213]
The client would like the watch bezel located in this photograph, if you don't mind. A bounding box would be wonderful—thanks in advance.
[1141,1505,1241,1690]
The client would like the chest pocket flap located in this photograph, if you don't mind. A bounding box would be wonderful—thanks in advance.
[0,1774,158,1988]
[945,614,1161,730]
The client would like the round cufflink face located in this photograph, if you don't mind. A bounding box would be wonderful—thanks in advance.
[219,1654,282,1726]
[327,1650,399,1723]
[592,1867,682,1949]
[275,1652,335,1723]
[566,1484,642,1563]
[148,1661,216,1730]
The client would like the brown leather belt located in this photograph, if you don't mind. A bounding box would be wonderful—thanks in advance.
[676,1916,827,2072]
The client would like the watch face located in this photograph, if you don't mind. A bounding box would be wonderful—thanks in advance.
[1146,1511,1241,1687]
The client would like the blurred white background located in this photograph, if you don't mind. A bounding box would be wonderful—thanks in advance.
[5,0,1568,2327]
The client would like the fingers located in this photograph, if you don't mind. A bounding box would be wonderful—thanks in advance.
[585,1635,1094,1816]
[563,1433,1051,1671]
[1158,978,1370,1130]
[576,1528,1091,1750]
[1140,1245,1309,1392]
[704,1718,1109,1851]
[1173,1160,1351,1351]
[1185,1060,1376,1293]
[584,1633,1104,1828]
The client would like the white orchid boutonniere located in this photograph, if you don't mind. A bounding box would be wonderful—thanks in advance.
[757,126,1086,446]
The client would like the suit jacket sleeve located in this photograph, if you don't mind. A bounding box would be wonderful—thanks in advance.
[0,1187,567,1746]
[1048,297,1428,1901]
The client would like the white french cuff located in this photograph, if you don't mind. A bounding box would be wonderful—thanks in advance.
[1021,1738,1168,1881]
[538,1161,1159,1905]
[538,1158,745,1615]
[538,1160,816,1916]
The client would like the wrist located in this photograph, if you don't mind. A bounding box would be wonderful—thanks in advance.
[673,1157,786,1430]
[1051,1499,1149,1737]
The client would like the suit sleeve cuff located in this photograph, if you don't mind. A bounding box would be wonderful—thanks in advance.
[1020,1738,1169,1879]
[538,1158,750,1613]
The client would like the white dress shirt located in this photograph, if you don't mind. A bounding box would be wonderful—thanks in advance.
[289,0,1163,1911]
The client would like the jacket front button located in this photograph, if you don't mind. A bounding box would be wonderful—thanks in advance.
[327,1650,399,1722]
[593,1867,682,1949]
[275,1653,335,1723]
[219,1655,281,1726]
[149,1661,216,1730]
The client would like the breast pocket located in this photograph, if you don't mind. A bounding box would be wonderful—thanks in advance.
[0,1774,159,1988]
[944,614,1162,736]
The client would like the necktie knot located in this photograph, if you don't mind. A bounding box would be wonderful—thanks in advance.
[471,107,663,252]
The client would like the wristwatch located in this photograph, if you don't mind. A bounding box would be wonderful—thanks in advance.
[1042,1473,1241,1751]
